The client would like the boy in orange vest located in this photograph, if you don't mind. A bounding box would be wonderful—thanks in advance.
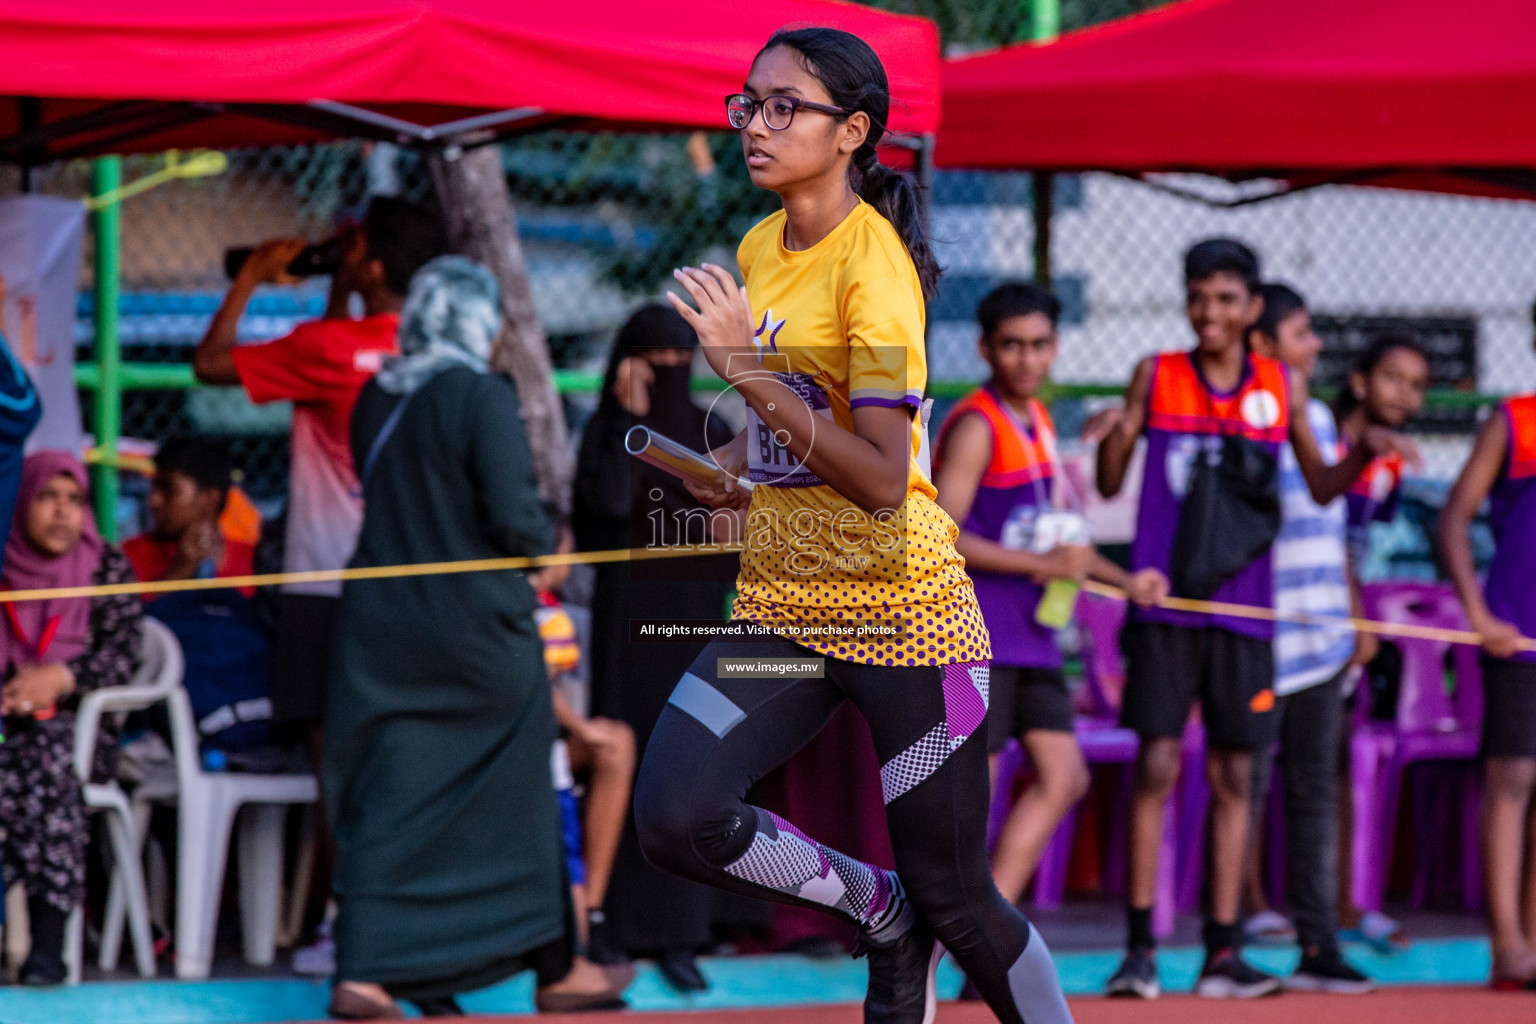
[934,282,1163,912]
[1089,240,1416,999]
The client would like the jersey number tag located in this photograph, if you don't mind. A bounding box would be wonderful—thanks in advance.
[746,371,834,488]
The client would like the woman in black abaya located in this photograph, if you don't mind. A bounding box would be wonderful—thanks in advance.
[573,305,739,991]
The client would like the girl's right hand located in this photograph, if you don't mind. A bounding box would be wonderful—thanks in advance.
[684,433,751,510]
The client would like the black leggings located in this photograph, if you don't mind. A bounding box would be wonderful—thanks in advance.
[634,638,1072,1024]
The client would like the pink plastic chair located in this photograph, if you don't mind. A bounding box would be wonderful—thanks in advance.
[987,593,1186,937]
[1349,581,1484,913]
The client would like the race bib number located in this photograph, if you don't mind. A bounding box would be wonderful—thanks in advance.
[747,371,835,488]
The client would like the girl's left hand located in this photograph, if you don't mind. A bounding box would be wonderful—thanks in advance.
[667,264,756,383]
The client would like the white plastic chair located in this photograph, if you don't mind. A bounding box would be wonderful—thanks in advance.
[165,683,318,979]
[105,634,320,979]
[66,617,183,983]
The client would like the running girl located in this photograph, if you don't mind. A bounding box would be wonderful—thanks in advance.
[634,27,1074,1024]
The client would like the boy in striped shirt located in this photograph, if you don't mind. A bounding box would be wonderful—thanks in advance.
[1245,283,1374,993]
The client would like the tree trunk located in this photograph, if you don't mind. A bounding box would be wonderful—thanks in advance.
[429,144,572,518]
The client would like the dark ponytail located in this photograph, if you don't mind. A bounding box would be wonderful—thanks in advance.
[761,27,941,301]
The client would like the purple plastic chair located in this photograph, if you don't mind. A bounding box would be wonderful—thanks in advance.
[987,593,1183,937]
[1349,581,1484,913]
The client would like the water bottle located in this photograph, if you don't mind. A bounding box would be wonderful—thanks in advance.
[1036,577,1081,630]
[1031,511,1092,630]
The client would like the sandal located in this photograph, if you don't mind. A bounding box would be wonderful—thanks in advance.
[1491,974,1536,992]
[411,996,464,1016]
[534,989,628,1013]
[329,984,406,1020]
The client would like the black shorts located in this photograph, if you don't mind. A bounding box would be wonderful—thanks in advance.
[270,593,342,725]
[1120,621,1277,751]
[986,666,1075,752]
[1482,656,1536,760]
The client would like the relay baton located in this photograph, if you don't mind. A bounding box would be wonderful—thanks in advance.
[624,425,753,494]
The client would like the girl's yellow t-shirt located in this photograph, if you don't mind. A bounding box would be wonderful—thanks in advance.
[729,201,992,667]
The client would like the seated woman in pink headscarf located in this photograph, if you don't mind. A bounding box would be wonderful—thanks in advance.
[0,452,142,985]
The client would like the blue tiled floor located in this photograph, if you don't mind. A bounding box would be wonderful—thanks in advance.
[0,936,1494,1024]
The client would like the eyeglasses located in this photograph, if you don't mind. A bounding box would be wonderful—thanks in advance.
[725,93,849,131]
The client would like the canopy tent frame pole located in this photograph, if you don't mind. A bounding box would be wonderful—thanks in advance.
[0,101,551,165]
[914,132,936,240]
[1109,167,1536,208]
[0,101,195,163]
[1033,171,1052,287]
[1029,0,1059,287]
[914,131,936,362]
[90,155,122,539]
[302,101,546,144]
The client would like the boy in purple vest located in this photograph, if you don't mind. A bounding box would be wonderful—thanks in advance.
[1439,313,1536,991]
[1088,240,1417,1000]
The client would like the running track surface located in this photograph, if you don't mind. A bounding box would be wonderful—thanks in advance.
[519,989,1534,1024]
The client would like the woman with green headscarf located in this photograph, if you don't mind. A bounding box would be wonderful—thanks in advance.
[325,257,625,1018]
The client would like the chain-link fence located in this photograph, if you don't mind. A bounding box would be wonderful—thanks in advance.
[1,0,1529,559]
[925,169,1536,580]
[23,144,419,512]
[11,137,1534,517]
[928,171,1536,478]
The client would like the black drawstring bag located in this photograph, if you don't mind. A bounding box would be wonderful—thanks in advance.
[1169,431,1281,600]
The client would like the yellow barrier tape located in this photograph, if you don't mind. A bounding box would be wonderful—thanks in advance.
[1081,580,1536,653]
[0,542,746,603]
[1,542,1528,653]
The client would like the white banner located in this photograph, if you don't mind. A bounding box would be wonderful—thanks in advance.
[0,195,85,453]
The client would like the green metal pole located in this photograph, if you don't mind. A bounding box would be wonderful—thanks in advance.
[1033,172,1054,287]
[1031,0,1061,287]
[91,156,122,540]
[1032,0,1061,42]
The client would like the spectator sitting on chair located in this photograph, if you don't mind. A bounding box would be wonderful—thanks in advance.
[125,439,274,755]
[124,438,255,594]
[0,453,143,985]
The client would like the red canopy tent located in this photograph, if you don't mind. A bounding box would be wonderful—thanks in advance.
[0,0,941,538]
[938,0,1536,199]
[0,0,940,162]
